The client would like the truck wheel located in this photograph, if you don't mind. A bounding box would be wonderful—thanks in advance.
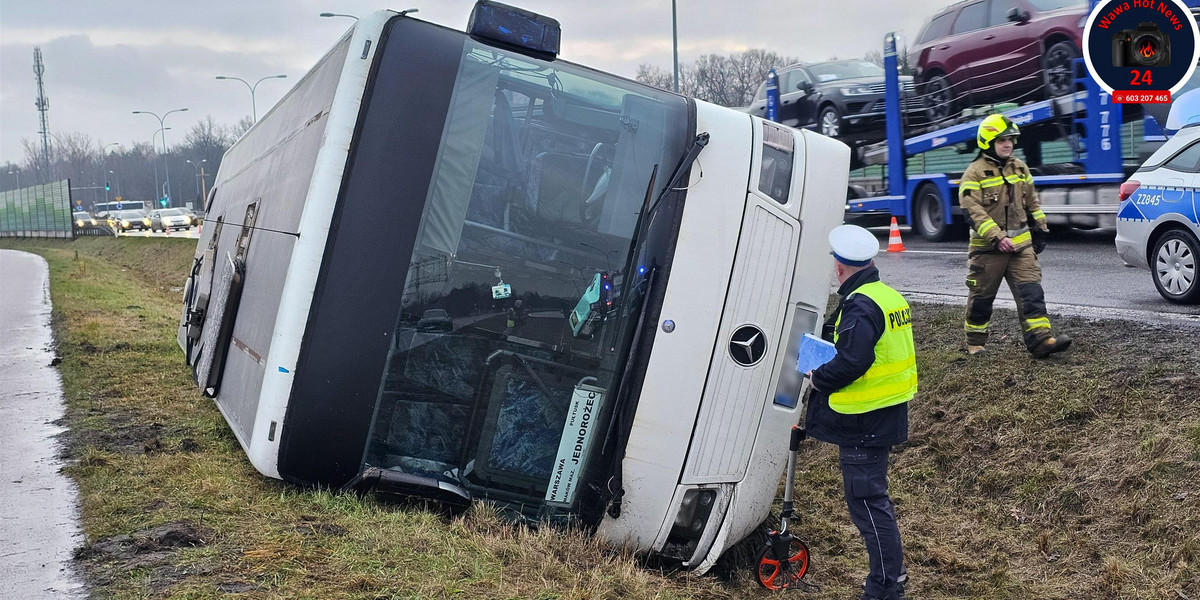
[1043,41,1078,98]
[819,105,843,138]
[1152,229,1200,304]
[913,183,949,242]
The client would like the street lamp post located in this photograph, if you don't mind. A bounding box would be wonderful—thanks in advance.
[215,74,287,123]
[186,159,207,205]
[319,11,358,19]
[672,0,679,93]
[8,171,19,191]
[149,127,172,206]
[109,170,121,198]
[102,143,120,206]
[133,108,188,207]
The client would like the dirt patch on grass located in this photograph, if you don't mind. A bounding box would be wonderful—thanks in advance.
[76,521,215,593]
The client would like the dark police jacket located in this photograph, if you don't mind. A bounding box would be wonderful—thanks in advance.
[805,265,909,448]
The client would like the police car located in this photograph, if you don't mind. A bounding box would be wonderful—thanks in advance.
[1115,124,1200,304]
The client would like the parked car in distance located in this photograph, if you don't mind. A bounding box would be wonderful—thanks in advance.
[107,209,153,232]
[912,0,1086,122]
[417,308,453,332]
[745,60,922,142]
[150,208,195,232]
[73,211,98,228]
[1115,125,1200,303]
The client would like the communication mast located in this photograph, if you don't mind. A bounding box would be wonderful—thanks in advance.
[34,47,52,176]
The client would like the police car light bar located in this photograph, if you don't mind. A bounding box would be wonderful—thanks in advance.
[467,0,560,58]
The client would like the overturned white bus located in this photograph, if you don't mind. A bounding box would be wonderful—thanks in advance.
[178,1,849,572]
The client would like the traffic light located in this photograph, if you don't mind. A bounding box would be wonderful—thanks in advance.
[104,181,110,191]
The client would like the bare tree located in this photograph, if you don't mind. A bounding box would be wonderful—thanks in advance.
[55,132,98,187]
[183,116,232,162]
[636,49,799,108]
[21,138,51,184]
[864,49,884,67]
[229,116,254,140]
[635,63,676,92]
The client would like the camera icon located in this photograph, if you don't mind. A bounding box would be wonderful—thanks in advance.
[1113,22,1172,68]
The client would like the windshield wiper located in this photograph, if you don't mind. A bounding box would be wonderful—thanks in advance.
[616,131,710,302]
[599,132,709,518]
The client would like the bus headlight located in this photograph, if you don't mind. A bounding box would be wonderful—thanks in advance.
[670,488,718,541]
[121,220,131,228]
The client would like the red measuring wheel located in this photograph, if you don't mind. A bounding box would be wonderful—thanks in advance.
[755,532,810,591]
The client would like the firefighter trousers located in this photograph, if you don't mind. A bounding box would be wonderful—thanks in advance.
[964,247,1053,351]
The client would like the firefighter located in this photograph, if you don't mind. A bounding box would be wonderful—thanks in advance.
[807,224,916,600]
[959,114,1071,358]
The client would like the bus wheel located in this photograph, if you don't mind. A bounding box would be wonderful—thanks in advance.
[914,183,949,242]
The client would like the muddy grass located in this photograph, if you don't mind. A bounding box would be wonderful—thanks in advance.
[3,236,1199,599]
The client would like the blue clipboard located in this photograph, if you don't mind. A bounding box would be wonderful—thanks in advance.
[797,333,837,374]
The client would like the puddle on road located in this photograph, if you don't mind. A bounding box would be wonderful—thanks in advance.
[0,249,88,598]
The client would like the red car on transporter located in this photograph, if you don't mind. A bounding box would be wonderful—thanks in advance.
[913,0,1087,122]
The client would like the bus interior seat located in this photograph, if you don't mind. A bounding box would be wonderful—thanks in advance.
[467,90,527,228]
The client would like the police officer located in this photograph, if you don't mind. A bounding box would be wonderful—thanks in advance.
[806,224,916,600]
[959,114,1071,358]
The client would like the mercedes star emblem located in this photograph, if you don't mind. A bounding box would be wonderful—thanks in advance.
[729,325,767,366]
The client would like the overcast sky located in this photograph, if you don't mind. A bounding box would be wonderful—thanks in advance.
[0,0,949,166]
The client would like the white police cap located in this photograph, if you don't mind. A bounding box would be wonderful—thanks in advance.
[828,224,879,265]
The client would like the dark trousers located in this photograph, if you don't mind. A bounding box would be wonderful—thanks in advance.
[964,248,1053,351]
[839,446,904,599]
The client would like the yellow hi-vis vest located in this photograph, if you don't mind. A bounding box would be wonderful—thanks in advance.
[830,281,918,414]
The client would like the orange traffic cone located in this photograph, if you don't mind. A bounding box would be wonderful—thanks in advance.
[887,217,906,253]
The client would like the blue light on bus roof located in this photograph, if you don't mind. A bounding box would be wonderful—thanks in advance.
[467,0,560,58]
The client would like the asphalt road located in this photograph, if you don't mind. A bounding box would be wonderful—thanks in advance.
[870,226,1200,325]
[0,250,86,598]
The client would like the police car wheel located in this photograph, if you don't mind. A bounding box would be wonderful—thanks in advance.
[1152,229,1200,304]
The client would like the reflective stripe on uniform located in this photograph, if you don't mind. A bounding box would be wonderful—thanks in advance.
[1031,209,1045,220]
[980,177,1004,188]
[1010,230,1032,246]
[827,374,919,404]
[860,354,918,380]
[977,219,998,236]
[964,321,989,333]
[1022,316,1051,331]
[960,181,981,191]
[1004,173,1032,184]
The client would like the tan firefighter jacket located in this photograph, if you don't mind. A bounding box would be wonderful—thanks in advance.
[958,154,1048,252]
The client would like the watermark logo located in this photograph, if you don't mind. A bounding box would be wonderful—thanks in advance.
[1083,0,1200,103]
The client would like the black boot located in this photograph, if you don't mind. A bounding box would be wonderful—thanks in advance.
[1031,333,1072,358]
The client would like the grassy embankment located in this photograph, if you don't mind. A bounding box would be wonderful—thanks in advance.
[2,236,1198,599]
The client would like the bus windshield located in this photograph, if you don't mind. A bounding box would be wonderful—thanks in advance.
[362,37,690,520]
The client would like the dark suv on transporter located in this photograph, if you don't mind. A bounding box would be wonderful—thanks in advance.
[745,60,924,144]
